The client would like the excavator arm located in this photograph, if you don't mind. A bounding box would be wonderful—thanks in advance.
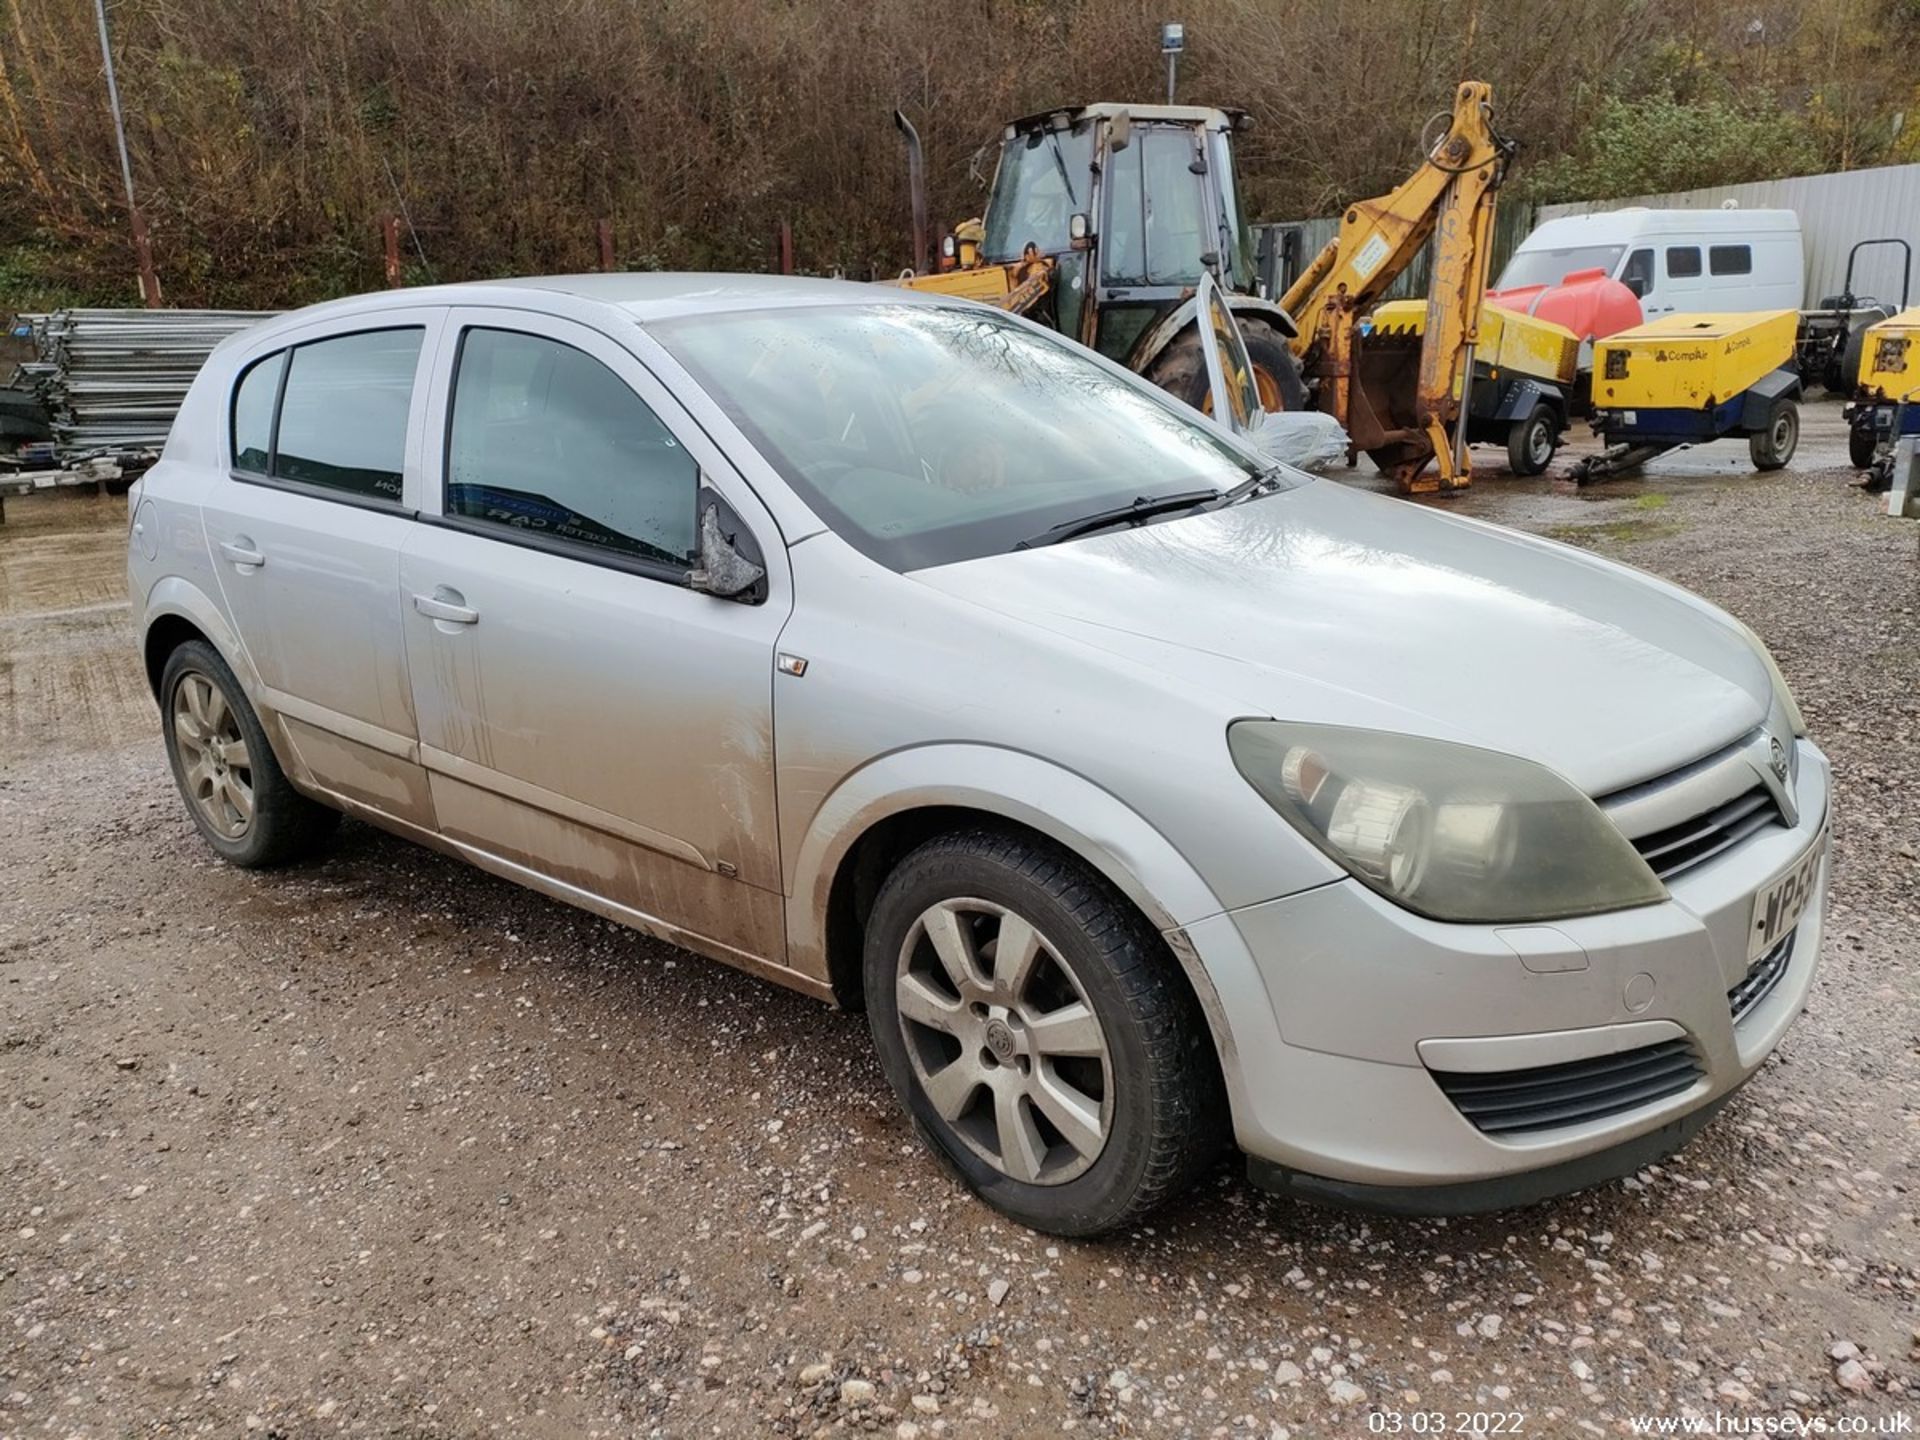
[1280,81,1515,491]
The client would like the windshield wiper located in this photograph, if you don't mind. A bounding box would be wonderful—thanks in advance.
[1016,488,1221,549]
[1212,465,1288,508]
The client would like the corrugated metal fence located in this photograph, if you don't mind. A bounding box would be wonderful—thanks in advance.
[1536,162,1920,308]
[1258,161,1920,311]
[1254,202,1538,301]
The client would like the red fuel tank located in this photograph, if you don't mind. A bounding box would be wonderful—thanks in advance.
[1486,267,1644,345]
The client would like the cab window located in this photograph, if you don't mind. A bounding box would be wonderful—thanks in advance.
[1621,248,1655,298]
[444,327,699,567]
[1103,128,1208,287]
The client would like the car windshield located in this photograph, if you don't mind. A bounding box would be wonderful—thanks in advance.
[654,303,1275,571]
[1495,243,1627,290]
[982,123,1094,262]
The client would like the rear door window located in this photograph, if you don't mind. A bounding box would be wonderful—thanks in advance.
[271,329,423,503]
[1709,245,1752,276]
[444,327,699,567]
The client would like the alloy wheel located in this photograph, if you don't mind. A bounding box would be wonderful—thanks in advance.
[172,671,253,839]
[894,897,1114,1185]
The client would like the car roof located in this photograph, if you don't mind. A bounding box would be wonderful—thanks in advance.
[230,272,952,345]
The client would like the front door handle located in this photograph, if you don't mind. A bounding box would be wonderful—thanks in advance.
[219,538,265,568]
[412,589,479,625]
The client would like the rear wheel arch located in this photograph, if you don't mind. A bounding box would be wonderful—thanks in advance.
[139,578,261,704]
[143,613,212,701]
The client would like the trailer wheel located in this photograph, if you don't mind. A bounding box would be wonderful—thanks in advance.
[1749,400,1799,471]
[1506,405,1557,476]
[1848,423,1879,470]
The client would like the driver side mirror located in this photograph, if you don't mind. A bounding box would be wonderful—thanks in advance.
[1108,110,1132,152]
[688,491,767,603]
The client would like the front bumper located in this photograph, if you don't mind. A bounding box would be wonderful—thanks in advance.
[1185,739,1830,1210]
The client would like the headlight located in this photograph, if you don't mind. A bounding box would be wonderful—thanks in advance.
[1228,721,1667,924]
[1724,616,1806,737]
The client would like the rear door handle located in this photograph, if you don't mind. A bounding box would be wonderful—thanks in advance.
[219,539,265,568]
[412,590,479,625]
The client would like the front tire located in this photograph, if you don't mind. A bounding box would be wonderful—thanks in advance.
[1506,404,1558,476]
[863,829,1225,1236]
[160,640,339,868]
[1749,399,1799,471]
[1141,317,1309,416]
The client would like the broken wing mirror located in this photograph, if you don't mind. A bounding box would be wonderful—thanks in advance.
[688,489,767,603]
[1108,110,1132,153]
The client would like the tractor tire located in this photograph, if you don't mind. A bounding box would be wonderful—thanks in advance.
[1849,422,1879,470]
[1749,399,1799,472]
[1141,319,1308,417]
[1238,318,1310,412]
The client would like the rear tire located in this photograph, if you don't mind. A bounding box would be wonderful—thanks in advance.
[1506,404,1558,476]
[160,640,340,868]
[1848,422,1879,470]
[862,828,1225,1237]
[1749,399,1799,471]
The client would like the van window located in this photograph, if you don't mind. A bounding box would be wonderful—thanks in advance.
[230,351,285,474]
[1621,248,1654,298]
[1666,247,1702,279]
[272,329,423,503]
[1709,245,1752,276]
[1494,244,1625,290]
[445,327,699,567]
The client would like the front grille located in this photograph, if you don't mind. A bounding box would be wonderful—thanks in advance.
[1628,784,1784,881]
[1729,931,1794,1022]
[1432,1039,1703,1136]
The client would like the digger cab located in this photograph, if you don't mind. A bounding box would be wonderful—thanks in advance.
[981,103,1259,366]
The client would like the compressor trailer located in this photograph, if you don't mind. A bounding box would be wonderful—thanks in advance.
[1573,311,1802,483]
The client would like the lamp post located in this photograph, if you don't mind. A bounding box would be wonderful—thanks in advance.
[92,0,161,307]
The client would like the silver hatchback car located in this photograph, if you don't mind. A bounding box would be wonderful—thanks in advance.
[129,274,1831,1235]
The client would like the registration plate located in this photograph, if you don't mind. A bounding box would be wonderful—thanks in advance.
[1747,831,1826,963]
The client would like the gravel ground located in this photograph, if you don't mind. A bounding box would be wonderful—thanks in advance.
[2,402,1918,1438]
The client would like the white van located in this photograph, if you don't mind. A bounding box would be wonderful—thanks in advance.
[1496,208,1804,317]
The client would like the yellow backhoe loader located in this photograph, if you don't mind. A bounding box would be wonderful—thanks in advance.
[898,80,1574,492]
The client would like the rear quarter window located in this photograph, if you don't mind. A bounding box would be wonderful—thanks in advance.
[230,351,285,473]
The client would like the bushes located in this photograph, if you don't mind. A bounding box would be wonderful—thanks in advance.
[0,0,1914,308]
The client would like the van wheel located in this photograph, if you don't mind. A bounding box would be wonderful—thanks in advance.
[1848,423,1879,470]
[1506,405,1558,476]
[160,640,339,868]
[863,829,1225,1237]
[1749,400,1799,471]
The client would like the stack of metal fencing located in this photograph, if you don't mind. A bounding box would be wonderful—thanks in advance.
[16,309,275,463]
